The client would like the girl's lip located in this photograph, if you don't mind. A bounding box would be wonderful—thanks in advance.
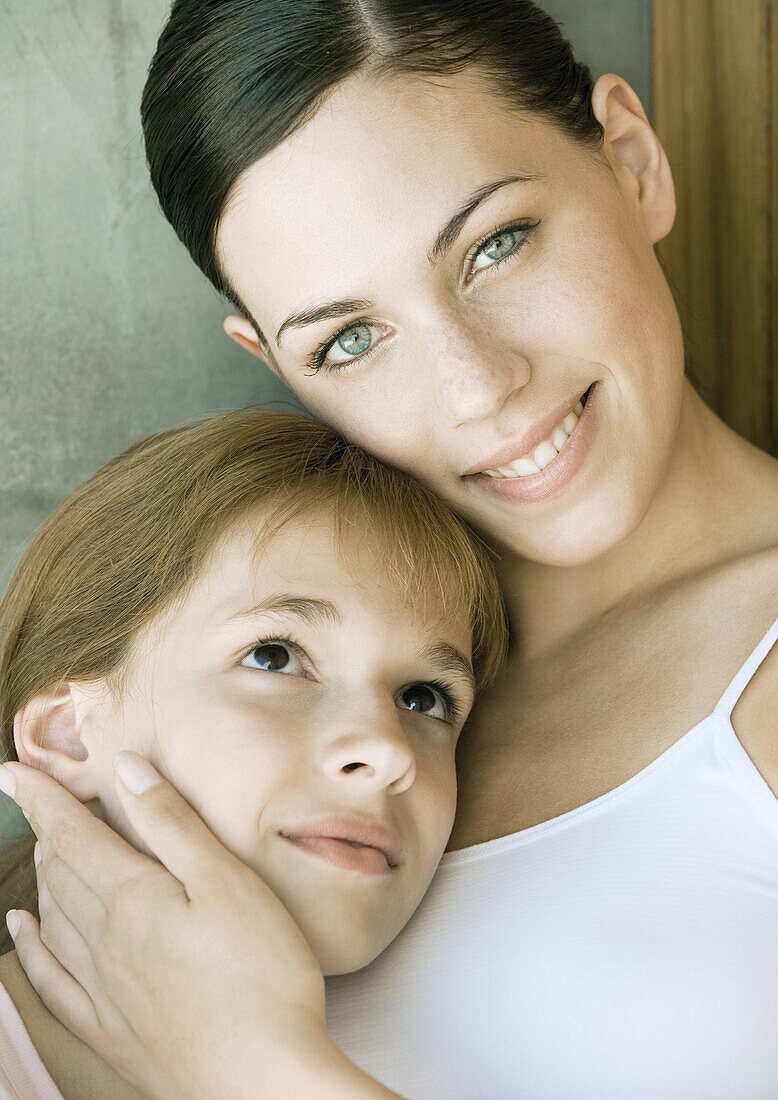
[282,835,393,876]
[464,381,600,505]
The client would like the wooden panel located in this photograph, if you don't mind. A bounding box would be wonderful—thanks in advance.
[772,0,778,453]
[653,0,776,454]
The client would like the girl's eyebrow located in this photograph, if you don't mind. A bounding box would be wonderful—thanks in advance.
[421,642,476,694]
[220,601,473,685]
[224,594,341,629]
[274,173,541,346]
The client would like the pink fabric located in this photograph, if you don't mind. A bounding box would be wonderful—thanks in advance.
[0,984,63,1099]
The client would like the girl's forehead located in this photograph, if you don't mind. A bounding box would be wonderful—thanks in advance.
[143,514,474,656]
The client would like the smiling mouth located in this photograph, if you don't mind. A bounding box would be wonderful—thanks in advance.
[480,385,594,479]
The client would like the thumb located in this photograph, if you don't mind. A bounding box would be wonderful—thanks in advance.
[113,751,244,898]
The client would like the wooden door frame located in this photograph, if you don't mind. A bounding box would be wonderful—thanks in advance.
[653,0,776,455]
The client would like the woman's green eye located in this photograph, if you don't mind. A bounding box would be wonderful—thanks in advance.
[471,230,517,272]
[316,321,386,370]
[336,324,372,357]
[485,231,516,259]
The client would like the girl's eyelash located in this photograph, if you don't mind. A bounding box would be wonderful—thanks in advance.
[241,642,462,722]
[242,634,305,662]
[423,679,463,724]
[304,218,540,375]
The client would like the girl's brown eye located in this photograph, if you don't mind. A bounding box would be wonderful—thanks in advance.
[396,684,446,719]
[252,644,289,670]
[241,642,303,675]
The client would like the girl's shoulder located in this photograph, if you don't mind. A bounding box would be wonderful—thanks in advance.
[0,951,141,1100]
[0,952,63,1098]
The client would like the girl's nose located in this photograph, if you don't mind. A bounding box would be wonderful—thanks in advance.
[320,717,417,795]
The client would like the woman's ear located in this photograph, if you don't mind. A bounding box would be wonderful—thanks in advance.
[591,73,676,244]
[13,684,102,800]
[224,314,273,362]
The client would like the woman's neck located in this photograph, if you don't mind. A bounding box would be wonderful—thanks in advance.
[0,950,143,1100]
[498,379,778,663]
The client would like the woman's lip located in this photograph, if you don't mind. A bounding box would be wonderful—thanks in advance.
[464,381,600,505]
[462,386,592,477]
[282,835,392,876]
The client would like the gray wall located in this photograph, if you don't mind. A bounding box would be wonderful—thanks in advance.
[0,0,651,836]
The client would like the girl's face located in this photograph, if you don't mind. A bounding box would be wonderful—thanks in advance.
[83,514,475,975]
[218,69,684,566]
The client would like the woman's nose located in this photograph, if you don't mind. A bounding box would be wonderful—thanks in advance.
[430,324,532,426]
[320,714,417,795]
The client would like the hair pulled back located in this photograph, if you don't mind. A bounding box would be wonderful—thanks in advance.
[141,0,602,321]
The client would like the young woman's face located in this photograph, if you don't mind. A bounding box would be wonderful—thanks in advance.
[218,69,684,566]
[87,514,474,975]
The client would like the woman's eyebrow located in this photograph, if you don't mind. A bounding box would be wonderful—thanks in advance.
[274,173,540,346]
[427,172,541,264]
[276,299,373,345]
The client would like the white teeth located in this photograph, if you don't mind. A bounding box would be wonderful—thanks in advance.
[534,441,558,470]
[512,458,542,476]
[481,393,587,479]
[551,427,569,451]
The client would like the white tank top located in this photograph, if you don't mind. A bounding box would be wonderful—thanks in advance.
[325,613,778,1098]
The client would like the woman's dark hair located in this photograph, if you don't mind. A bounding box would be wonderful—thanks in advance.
[141,0,603,334]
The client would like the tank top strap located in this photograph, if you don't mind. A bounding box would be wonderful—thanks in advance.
[716,612,778,718]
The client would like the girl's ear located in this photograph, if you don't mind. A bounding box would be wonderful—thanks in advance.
[591,73,676,245]
[13,684,102,800]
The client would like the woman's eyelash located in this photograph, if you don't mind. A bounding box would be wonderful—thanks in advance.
[465,218,539,276]
[304,322,385,376]
[304,218,539,375]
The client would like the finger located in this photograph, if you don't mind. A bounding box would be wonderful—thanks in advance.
[112,751,252,899]
[0,762,153,906]
[40,851,106,941]
[8,909,101,1042]
[34,841,56,922]
[39,899,100,996]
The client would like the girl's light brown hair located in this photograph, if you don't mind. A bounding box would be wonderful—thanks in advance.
[0,409,508,950]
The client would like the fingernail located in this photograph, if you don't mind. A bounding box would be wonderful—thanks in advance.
[0,765,16,800]
[6,911,20,940]
[113,752,161,795]
[33,842,41,870]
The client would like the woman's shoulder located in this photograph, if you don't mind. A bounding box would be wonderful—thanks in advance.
[727,547,778,795]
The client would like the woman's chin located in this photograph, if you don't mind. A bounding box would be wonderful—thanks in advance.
[487,490,650,568]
